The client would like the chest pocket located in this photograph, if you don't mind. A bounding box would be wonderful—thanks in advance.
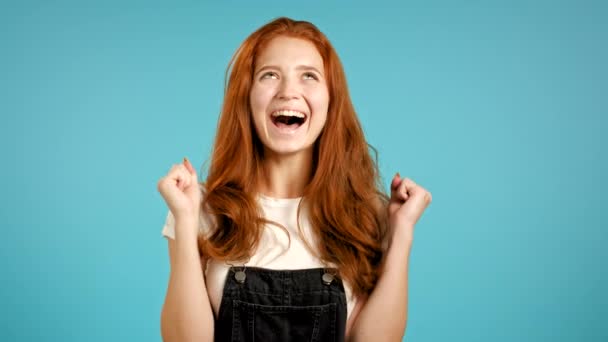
[232,300,338,342]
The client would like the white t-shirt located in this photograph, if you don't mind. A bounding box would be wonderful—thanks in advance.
[161,193,358,322]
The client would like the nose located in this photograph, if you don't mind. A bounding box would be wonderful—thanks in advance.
[276,77,300,100]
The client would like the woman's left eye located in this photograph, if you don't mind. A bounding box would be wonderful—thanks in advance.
[303,72,318,80]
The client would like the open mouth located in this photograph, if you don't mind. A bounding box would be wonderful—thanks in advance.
[270,110,308,128]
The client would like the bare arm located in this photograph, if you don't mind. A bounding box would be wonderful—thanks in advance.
[160,218,214,342]
[348,230,412,342]
[347,174,431,341]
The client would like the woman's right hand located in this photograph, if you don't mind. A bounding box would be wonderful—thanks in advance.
[157,157,202,237]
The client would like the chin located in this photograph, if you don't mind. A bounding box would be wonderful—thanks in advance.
[265,142,313,157]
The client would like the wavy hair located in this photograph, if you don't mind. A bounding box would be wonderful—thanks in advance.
[198,17,389,299]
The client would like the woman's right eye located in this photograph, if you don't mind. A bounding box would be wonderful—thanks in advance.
[261,72,278,79]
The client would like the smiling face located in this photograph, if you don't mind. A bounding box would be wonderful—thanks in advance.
[250,36,330,158]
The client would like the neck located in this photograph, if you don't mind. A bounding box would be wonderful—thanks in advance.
[258,149,313,198]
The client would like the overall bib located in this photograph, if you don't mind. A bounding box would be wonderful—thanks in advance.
[214,266,347,342]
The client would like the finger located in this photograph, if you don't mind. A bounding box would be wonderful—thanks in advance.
[169,164,191,190]
[403,178,426,198]
[184,157,199,185]
[391,172,401,190]
[178,164,192,190]
[397,177,410,201]
[390,173,403,201]
[402,179,432,206]
[415,185,432,204]
[183,157,195,175]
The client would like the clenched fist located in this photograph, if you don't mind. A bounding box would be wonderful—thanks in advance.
[388,173,432,242]
[157,157,202,238]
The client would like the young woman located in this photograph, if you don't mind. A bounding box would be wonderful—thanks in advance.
[157,17,432,342]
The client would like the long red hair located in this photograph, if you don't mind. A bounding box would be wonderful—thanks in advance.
[199,17,389,299]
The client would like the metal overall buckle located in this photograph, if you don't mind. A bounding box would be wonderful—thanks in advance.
[227,259,250,284]
[322,268,337,285]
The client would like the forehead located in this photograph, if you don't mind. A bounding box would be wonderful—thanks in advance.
[255,36,324,70]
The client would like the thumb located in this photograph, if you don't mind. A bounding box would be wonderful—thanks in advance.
[183,157,198,182]
[391,172,401,190]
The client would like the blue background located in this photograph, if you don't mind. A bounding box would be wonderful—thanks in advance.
[1,0,606,341]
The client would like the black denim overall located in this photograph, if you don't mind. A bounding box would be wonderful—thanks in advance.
[214,266,347,342]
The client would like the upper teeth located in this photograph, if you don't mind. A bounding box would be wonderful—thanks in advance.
[271,110,305,118]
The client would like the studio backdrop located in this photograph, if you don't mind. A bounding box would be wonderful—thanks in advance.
[1,1,606,341]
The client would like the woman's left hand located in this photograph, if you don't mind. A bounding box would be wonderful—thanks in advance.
[388,173,432,241]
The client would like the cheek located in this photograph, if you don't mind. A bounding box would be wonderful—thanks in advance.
[309,91,330,120]
[249,87,262,111]
[250,87,270,126]
[250,84,275,110]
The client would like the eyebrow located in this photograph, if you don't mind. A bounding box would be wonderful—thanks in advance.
[255,65,324,76]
